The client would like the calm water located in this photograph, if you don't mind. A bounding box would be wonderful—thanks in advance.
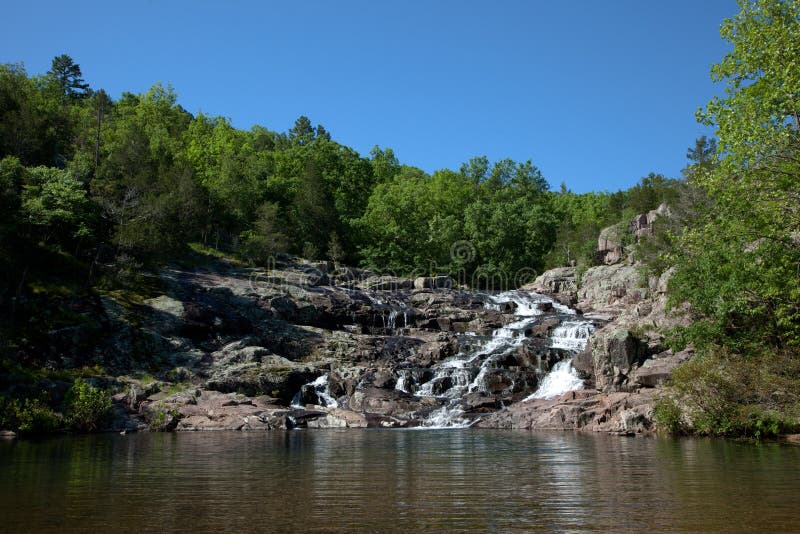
[1,430,799,533]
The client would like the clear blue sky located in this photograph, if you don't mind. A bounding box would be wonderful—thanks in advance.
[2,0,735,193]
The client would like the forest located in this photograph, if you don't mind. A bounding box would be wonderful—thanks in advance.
[1,0,798,437]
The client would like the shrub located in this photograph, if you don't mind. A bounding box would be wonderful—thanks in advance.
[664,348,800,439]
[64,379,112,432]
[148,406,178,432]
[0,396,62,435]
[653,396,686,435]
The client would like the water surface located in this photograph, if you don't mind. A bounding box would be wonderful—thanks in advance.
[1,430,798,532]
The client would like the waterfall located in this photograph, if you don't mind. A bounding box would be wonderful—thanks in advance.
[292,375,339,408]
[410,292,595,426]
[525,360,584,400]
[292,289,595,428]
[550,320,595,351]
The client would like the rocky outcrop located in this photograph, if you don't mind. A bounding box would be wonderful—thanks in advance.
[523,267,577,306]
[586,327,648,392]
[482,204,694,433]
[477,388,656,434]
[596,203,670,265]
[597,224,625,265]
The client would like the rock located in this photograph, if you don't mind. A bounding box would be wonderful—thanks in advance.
[597,223,625,265]
[524,267,577,296]
[145,295,185,317]
[413,276,453,290]
[159,390,288,431]
[347,386,433,421]
[571,349,594,380]
[589,327,648,392]
[413,336,458,366]
[306,408,368,428]
[461,392,507,413]
[632,350,692,388]
[358,276,413,291]
[476,388,657,433]
[0,430,17,439]
[206,353,318,401]
[577,264,649,312]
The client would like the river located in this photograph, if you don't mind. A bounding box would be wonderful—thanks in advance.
[1,430,799,532]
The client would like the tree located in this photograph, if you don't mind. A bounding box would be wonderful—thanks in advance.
[47,55,89,100]
[370,146,400,183]
[327,231,344,264]
[92,89,111,171]
[288,115,315,146]
[671,0,800,349]
[239,202,287,265]
[21,166,93,244]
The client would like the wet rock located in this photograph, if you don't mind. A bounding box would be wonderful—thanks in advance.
[413,336,459,366]
[460,392,506,413]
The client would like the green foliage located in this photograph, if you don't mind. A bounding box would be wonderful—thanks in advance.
[239,202,288,265]
[148,406,178,432]
[0,396,62,435]
[664,349,800,438]
[670,0,800,351]
[64,379,112,432]
[47,54,89,100]
[21,166,93,242]
[653,395,687,435]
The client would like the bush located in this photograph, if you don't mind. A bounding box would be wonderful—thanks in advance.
[0,396,62,435]
[653,396,686,435]
[664,348,800,439]
[148,406,178,432]
[64,379,112,432]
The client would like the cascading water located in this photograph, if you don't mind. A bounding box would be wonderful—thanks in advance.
[292,375,339,408]
[290,287,596,428]
[524,359,584,400]
[409,291,593,427]
[550,321,595,350]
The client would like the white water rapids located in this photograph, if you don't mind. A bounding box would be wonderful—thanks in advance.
[412,291,594,426]
[292,290,596,428]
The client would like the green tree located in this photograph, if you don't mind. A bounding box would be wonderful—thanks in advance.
[21,166,92,244]
[47,54,89,100]
[672,0,800,349]
[239,202,288,265]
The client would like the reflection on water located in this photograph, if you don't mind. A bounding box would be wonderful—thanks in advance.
[1,431,799,532]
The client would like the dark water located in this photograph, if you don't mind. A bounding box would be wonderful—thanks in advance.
[1,431,799,533]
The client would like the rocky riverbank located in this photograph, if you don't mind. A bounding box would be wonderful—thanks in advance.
[103,257,598,432]
[3,205,693,436]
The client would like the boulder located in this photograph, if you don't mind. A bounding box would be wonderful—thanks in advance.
[476,388,657,434]
[358,276,414,291]
[347,386,436,420]
[589,327,648,392]
[205,352,318,401]
[523,267,577,296]
[306,408,368,428]
[413,276,453,290]
[577,264,649,312]
[597,223,625,265]
[631,350,692,388]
